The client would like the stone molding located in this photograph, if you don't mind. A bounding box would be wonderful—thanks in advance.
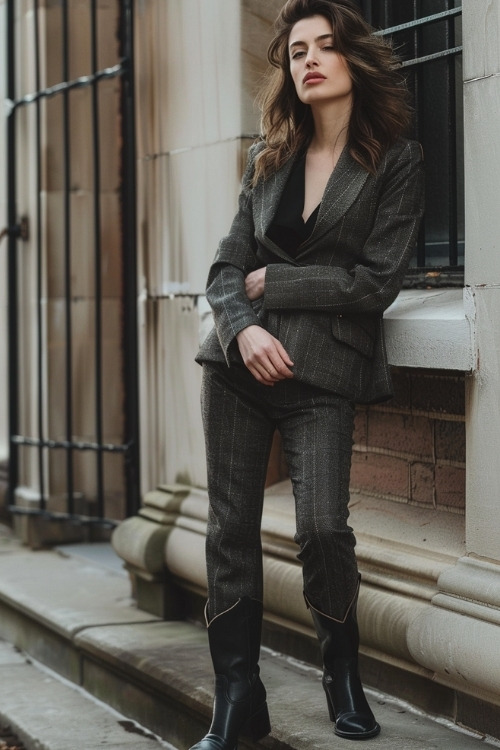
[407,556,500,705]
[112,479,500,718]
[114,481,485,689]
[111,484,191,617]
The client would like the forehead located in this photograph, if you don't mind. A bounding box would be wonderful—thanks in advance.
[288,15,333,46]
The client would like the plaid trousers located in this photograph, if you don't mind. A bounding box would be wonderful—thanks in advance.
[201,362,359,621]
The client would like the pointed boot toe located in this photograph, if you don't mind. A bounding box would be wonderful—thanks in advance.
[334,710,381,740]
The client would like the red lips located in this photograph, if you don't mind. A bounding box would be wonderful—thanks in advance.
[303,72,326,83]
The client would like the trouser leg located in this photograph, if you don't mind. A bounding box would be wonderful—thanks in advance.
[278,386,379,739]
[278,389,358,620]
[201,364,275,618]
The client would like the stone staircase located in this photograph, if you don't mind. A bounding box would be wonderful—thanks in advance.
[0,525,497,750]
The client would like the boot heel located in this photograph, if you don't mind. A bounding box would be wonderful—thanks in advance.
[241,701,271,741]
[322,682,337,723]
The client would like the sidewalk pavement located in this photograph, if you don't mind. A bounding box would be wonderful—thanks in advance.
[0,522,499,750]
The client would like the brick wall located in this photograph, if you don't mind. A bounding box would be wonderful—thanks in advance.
[353,368,465,511]
[266,368,466,513]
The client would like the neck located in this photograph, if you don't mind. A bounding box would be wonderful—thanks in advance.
[308,99,352,155]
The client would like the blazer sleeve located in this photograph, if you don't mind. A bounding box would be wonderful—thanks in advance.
[263,140,425,315]
[204,142,264,360]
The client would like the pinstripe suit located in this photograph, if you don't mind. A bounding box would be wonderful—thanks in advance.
[197,138,424,619]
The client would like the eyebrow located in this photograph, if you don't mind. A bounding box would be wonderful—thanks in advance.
[289,33,334,50]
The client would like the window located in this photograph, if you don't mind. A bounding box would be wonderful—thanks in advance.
[358,1,464,284]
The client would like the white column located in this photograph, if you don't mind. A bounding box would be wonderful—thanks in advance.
[407,2,500,706]
[463,0,500,560]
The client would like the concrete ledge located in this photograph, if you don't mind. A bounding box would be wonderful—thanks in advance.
[0,546,156,640]
[384,288,475,371]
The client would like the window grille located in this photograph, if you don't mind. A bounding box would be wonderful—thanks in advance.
[359,1,464,286]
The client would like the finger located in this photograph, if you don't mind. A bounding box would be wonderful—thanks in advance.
[258,362,280,384]
[266,350,294,379]
[274,339,294,367]
[258,356,292,385]
[248,363,276,386]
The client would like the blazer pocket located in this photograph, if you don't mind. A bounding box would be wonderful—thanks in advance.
[331,315,375,358]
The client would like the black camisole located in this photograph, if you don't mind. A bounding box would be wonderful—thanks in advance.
[266,152,320,257]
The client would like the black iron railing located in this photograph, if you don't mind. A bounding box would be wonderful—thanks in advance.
[6,0,139,525]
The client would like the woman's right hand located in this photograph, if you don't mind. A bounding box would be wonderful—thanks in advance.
[236,325,294,386]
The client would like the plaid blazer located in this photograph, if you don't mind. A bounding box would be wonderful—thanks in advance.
[196,138,425,403]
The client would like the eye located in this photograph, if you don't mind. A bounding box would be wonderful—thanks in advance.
[291,50,306,60]
[321,45,334,51]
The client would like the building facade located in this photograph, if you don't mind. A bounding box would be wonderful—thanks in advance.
[2,0,500,739]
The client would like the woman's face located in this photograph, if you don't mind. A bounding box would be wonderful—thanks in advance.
[288,15,353,109]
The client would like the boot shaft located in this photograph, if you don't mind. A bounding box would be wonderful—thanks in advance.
[207,597,263,684]
[307,579,360,669]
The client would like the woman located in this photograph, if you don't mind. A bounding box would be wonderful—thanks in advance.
[192,0,424,747]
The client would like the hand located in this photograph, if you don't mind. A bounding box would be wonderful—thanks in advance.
[236,325,294,386]
[245,267,266,301]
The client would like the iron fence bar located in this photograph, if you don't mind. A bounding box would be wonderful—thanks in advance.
[9,64,125,109]
[62,0,75,515]
[6,0,19,507]
[12,436,131,453]
[372,6,462,37]
[91,0,105,518]
[120,0,141,517]
[7,506,117,527]
[34,0,47,510]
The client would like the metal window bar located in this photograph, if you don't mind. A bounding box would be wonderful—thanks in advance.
[6,0,140,526]
[370,2,464,283]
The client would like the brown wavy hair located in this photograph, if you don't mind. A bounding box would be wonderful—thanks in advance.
[254,0,412,182]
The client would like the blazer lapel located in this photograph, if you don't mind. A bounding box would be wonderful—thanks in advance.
[253,153,301,264]
[253,146,369,264]
[296,147,369,258]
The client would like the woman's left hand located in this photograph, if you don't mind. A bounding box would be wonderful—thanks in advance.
[245,267,266,300]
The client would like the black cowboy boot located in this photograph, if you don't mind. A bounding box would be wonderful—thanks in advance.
[308,579,380,740]
[189,597,271,750]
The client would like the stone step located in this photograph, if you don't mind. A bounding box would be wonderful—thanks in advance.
[0,529,497,750]
[0,639,175,750]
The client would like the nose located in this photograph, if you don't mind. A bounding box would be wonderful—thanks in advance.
[305,47,318,67]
